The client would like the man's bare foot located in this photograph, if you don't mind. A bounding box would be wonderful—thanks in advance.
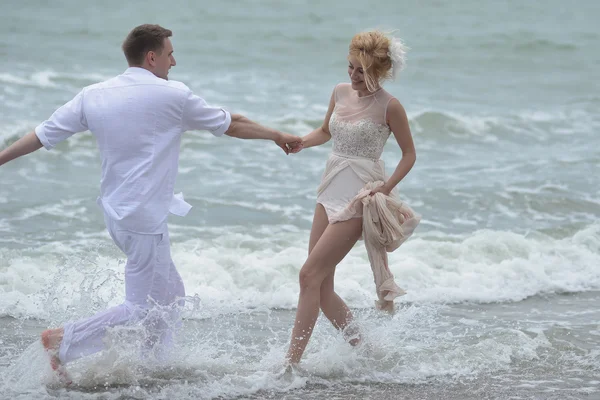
[41,328,71,384]
[343,323,362,347]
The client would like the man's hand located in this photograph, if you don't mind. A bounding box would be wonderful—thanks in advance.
[275,132,303,155]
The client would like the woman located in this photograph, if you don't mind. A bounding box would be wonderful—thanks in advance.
[286,30,420,365]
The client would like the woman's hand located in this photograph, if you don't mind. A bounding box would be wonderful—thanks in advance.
[275,132,303,154]
[288,140,304,153]
[369,183,392,196]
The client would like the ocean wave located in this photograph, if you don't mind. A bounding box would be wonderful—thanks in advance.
[514,38,578,52]
[406,107,598,142]
[0,121,40,148]
[2,107,594,153]
[0,70,112,90]
[0,304,554,399]
[2,297,595,399]
[475,33,579,53]
[408,110,500,139]
[1,224,598,320]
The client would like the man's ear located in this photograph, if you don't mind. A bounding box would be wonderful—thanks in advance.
[147,51,156,67]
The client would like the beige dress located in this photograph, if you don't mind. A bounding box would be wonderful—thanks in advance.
[317,83,420,309]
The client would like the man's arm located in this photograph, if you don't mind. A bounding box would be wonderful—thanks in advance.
[0,131,43,166]
[225,114,301,154]
[182,90,301,154]
[0,89,89,167]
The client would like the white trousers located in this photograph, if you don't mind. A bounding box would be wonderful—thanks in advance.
[58,214,185,364]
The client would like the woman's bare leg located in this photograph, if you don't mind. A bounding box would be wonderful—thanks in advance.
[308,204,330,255]
[378,252,395,313]
[319,273,356,336]
[308,205,355,335]
[286,216,363,365]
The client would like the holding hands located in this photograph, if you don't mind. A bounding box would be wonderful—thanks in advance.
[287,140,304,154]
[275,132,304,154]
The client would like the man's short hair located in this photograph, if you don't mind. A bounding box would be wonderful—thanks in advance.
[122,24,172,66]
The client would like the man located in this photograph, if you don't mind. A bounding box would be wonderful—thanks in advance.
[0,24,302,378]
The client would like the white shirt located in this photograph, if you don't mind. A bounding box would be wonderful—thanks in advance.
[35,67,231,233]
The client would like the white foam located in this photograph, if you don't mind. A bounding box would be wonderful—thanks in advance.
[1,224,599,321]
[0,71,57,89]
[408,108,501,141]
[0,73,31,86]
[0,341,53,397]
[505,182,570,195]
[0,121,40,145]
[0,302,551,399]
[0,69,114,91]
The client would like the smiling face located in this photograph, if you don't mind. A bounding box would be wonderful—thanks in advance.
[348,54,368,92]
[347,31,394,93]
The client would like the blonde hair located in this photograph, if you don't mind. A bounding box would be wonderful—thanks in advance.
[348,30,406,92]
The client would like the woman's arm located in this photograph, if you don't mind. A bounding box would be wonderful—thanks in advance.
[225,114,302,154]
[293,88,336,151]
[372,98,416,194]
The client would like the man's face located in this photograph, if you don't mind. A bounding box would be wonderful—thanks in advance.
[150,38,176,80]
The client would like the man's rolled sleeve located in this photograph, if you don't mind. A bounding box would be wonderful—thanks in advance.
[182,92,231,137]
[34,124,53,150]
[35,90,88,150]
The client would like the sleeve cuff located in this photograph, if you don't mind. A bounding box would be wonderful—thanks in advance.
[211,110,231,137]
[34,124,54,150]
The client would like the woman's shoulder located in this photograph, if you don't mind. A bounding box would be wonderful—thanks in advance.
[333,82,352,93]
[332,83,352,102]
[377,87,397,101]
[377,88,403,109]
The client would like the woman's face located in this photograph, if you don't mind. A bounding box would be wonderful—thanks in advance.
[348,54,367,92]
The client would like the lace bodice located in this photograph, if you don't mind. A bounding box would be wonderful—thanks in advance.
[328,83,394,160]
[330,113,391,159]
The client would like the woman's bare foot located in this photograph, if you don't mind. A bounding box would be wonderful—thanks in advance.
[377,300,395,314]
[41,328,71,384]
[278,360,308,380]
